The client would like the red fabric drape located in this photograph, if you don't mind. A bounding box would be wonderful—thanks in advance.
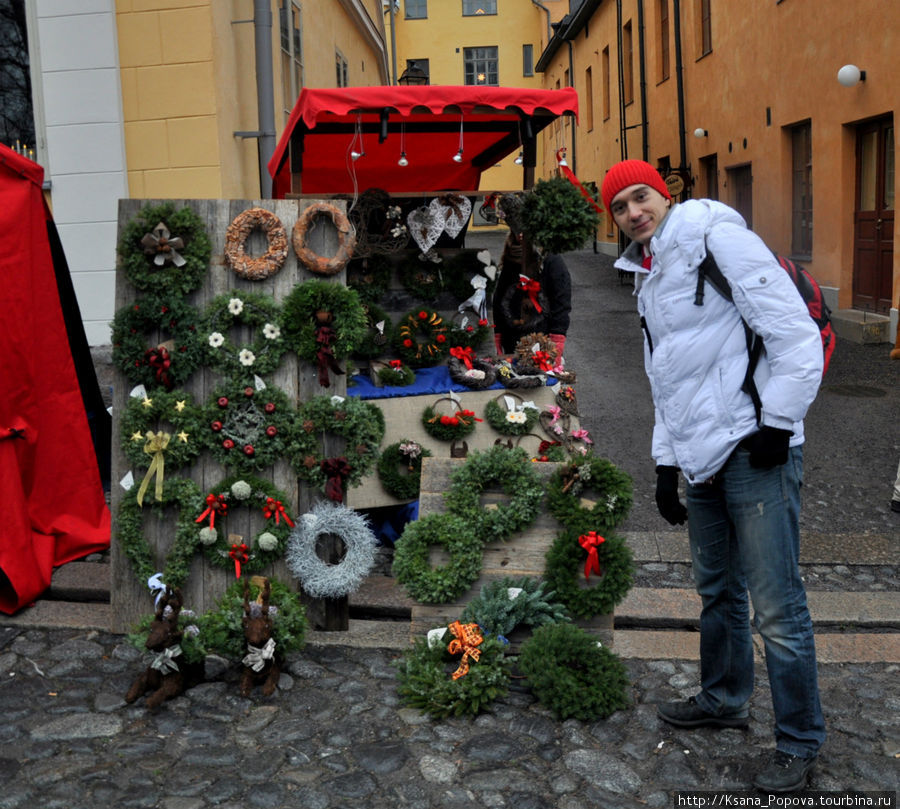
[0,144,110,614]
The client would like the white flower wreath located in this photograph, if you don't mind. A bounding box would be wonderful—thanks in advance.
[284,501,378,599]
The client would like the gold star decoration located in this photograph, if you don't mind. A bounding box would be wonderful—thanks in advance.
[174,400,187,412]
[131,431,144,442]
[177,431,189,443]
[141,397,153,409]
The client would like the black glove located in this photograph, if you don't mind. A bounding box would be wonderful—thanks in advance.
[745,426,792,469]
[655,465,687,525]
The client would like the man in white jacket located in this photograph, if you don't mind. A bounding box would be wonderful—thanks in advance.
[601,160,825,793]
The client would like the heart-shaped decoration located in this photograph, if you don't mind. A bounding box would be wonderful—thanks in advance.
[406,206,443,255]
[476,249,492,266]
[429,194,473,239]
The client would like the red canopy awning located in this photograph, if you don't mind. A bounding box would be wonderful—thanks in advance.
[267,85,578,198]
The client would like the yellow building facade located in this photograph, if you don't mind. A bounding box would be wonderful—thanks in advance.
[537,0,898,330]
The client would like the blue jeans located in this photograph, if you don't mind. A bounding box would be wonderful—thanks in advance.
[686,445,825,758]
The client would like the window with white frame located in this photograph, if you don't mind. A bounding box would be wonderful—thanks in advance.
[463,0,497,16]
[336,50,349,87]
[464,46,498,85]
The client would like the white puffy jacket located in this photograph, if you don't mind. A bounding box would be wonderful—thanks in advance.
[614,199,823,484]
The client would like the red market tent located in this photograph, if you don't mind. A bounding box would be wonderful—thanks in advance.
[0,143,110,614]
[267,85,579,197]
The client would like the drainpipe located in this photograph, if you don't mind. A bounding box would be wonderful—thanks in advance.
[388,0,398,84]
[567,39,577,174]
[530,0,552,47]
[254,0,276,198]
[616,0,626,160]
[637,0,648,161]
[672,0,687,177]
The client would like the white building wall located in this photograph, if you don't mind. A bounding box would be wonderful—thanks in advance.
[32,0,128,346]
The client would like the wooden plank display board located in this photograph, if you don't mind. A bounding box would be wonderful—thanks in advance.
[110,198,349,633]
[409,457,614,648]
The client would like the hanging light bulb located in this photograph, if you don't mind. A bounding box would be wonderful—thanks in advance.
[452,114,464,163]
[514,151,524,165]
[452,149,463,163]
[398,151,408,167]
[351,150,364,161]
[397,124,408,166]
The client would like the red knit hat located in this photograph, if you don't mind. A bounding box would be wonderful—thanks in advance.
[601,159,672,213]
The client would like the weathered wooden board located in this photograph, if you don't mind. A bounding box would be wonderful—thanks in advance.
[408,457,614,647]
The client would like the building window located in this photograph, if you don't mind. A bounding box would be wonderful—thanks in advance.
[623,20,633,105]
[523,43,534,77]
[698,0,712,56]
[658,0,670,82]
[584,66,594,132]
[0,0,35,154]
[700,153,718,200]
[405,0,426,19]
[464,47,498,85]
[279,0,303,121]
[400,58,429,84]
[790,121,813,256]
[601,46,610,121]
[335,50,349,87]
[463,0,497,15]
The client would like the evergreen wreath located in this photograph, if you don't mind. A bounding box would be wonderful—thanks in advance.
[284,501,378,599]
[519,175,601,256]
[202,291,287,381]
[353,302,393,360]
[375,360,416,387]
[128,603,207,665]
[483,393,540,437]
[111,294,204,391]
[394,630,510,719]
[203,577,308,661]
[392,513,484,603]
[546,454,634,534]
[117,476,205,592]
[517,622,630,721]
[118,201,212,297]
[543,527,634,619]
[398,253,444,302]
[441,251,497,303]
[459,576,569,640]
[421,396,481,442]
[202,383,296,473]
[395,307,448,368]
[376,440,432,501]
[291,395,385,502]
[443,446,544,543]
[446,312,492,351]
[347,254,392,304]
[446,348,496,390]
[282,279,367,384]
[196,474,295,578]
[120,389,204,473]
[224,207,288,281]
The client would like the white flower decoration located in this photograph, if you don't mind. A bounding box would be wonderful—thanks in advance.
[257,532,278,552]
[239,349,256,366]
[230,480,252,500]
[228,297,244,316]
[199,527,218,546]
[263,323,281,340]
[208,332,225,348]
[505,411,527,425]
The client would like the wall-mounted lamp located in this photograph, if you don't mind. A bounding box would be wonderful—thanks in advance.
[837,64,866,87]
[693,128,708,138]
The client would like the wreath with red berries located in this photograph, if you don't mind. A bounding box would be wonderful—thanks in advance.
[421,396,482,442]
[202,383,296,472]
[395,307,448,368]
[111,294,204,391]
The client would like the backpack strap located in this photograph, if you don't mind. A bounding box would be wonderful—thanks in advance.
[694,242,764,424]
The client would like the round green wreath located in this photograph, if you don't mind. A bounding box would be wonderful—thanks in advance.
[483,394,540,437]
[398,254,444,302]
[395,307,448,368]
[347,254,392,304]
[394,631,511,719]
[392,513,484,603]
[376,440,432,501]
[291,395,385,496]
[111,294,204,391]
[202,577,308,661]
[202,383,296,473]
[118,202,212,296]
[546,454,634,535]
[202,291,287,380]
[282,279,367,364]
[517,622,630,721]
[441,251,497,303]
[446,313,492,351]
[116,476,205,592]
[196,474,294,576]
[376,361,416,387]
[120,389,203,472]
[543,527,634,619]
[443,446,544,543]
[354,302,394,360]
[421,397,480,442]
[459,576,569,640]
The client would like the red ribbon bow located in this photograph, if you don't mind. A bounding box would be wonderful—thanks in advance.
[517,276,543,313]
[321,456,352,503]
[579,531,606,581]
[145,346,174,390]
[195,494,228,528]
[449,345,474,369]
[263,497,294,527]
[389,359,403,369]
[532,350,554,372]
[229,542,250,578]
[314,325,346,388]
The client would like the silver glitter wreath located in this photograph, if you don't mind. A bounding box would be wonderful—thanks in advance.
[284,501,378,599]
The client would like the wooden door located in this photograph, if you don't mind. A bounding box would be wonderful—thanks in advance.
[853,117,894,313]
[728,164,753,230]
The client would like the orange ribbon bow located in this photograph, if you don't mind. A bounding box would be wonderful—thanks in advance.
[578,531,606,581]
[447,620,483,680]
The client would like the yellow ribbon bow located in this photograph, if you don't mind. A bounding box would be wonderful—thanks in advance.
[447,620,483,680]
[137,430,170,507]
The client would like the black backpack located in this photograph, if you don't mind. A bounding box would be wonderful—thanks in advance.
[695,243,836,422]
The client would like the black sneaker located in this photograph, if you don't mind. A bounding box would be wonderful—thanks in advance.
[891,499,900,513]
[752,751,816,792]
[656,696,749,729]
